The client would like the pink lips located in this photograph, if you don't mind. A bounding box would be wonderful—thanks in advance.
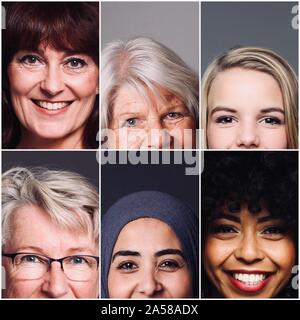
[227,270,273,293]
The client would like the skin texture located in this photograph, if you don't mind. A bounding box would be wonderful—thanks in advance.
[2,205,99,298]
[108,218,193,298]
[108,86,196,149]
[8,45,99,149]
[207,68,287,149]
[203,207,296,298]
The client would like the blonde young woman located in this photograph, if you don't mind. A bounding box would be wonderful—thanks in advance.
[201,47,298,149]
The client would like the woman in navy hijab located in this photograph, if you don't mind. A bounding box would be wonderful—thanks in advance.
[101,191,199,298]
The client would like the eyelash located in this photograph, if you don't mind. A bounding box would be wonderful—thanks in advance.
[18,55,87,69]
[215,116,284,126]
[124,112,186,128]
[116,260,183,272]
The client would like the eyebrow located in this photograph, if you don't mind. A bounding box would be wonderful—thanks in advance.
[111,248,184,262]
[215,213,275,224]
[210,106,284,116]
[210,106,237,115]
[154,249,184,258]
[15,246,95,256]
[112,250,140,262]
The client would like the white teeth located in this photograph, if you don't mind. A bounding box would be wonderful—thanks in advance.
[233,273,267,286]
[35,100,70,110]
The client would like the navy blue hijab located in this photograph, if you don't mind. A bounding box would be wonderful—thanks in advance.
[101,191,199,298]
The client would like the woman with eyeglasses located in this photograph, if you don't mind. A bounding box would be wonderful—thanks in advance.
[2,167,99,298]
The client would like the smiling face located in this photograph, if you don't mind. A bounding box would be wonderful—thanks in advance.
[108,218,193,298]
[206,68,287,149]
[2,205,99,298]
[108,85,196,149]
[7,45,99,148]
[203,206,296,298]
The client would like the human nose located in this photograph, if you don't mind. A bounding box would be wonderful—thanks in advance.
[40,64,65,96]
[234,232,265,264]
[142,118,173,149]
[41,262,69,298]
[236,123,260,148]
[136,269,163,297]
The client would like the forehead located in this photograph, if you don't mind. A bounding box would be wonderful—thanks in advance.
[113,218,182,252]
[113,85,182,114]
[7,204,95,253]
[208,67,283,109]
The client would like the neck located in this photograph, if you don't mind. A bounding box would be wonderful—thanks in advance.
[17,130,86,149]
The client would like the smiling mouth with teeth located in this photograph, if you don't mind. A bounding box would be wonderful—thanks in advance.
[232,272,268,286]
[32,99,73,111]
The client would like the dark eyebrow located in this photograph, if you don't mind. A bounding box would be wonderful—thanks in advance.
[260,108,285,114]
[112,250,140,262]
[214,213,241,223]
[154,249,185,258]
[257,215,275,223]
[210,106,237,115]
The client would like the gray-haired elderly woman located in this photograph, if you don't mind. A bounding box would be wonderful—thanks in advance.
[2,167,99,299]
[101,37,199,149]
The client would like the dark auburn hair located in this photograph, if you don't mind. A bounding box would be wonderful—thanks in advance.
[2,2,99,148]
[201,151,298,298]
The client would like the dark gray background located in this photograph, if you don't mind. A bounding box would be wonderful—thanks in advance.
[101,1,199,72]
[101,151,199,215]
[202,2,298,75]
[2,151,99,189]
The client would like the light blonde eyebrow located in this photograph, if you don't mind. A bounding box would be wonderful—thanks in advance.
[210,106,237,115]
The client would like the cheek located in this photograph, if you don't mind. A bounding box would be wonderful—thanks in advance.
[108,271,134,298]
[259,127,288,148]
[207,125,234,148]
[5,278,40,298]
[69,71,99,98]
[69,279,99,298]
[264,239,296,272]
[8,66,41,96]
[164,270,192,297]
[204,237,234,271]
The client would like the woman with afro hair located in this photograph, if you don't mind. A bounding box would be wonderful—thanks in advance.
[201,151,298,298]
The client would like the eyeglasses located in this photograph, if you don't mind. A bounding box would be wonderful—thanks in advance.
[2,252,99,282]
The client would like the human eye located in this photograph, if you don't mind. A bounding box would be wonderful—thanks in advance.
[210,223,239,239]
[18,55,43,67]
[117,261,138,272]
[215,116,236,125]
[159,259,182,272]
[64,57,87,69]
[68,256,89,265]
[123,118,143,128]
[260,225,287,240]
[259,117,283,126]
[17,254,45,265]
[164,112,184,121]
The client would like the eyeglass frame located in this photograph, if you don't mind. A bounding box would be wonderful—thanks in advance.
[2,252,99,279]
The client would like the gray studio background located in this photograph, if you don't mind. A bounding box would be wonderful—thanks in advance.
[101,1,199,72]
[202,2,298,75]
[2,151,99,189]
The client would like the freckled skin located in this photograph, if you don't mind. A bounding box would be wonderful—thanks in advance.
[2,205,99,298]
[108,86,197,149]
[207,68,287,149]
[8,45,99,149]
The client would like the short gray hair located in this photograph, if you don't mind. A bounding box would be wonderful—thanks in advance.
[2,167,99,247]
[101,37,199,130]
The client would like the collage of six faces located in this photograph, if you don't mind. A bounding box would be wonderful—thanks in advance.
[0,1,298,300]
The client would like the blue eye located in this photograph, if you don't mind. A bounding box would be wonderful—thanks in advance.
[20,255,40,263]
[125,118,138,127]
[165,112,184,120]
[65,58,87,69]
[69,256,87,264]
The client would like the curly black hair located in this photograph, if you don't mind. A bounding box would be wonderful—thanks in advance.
[201,151,298,298]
